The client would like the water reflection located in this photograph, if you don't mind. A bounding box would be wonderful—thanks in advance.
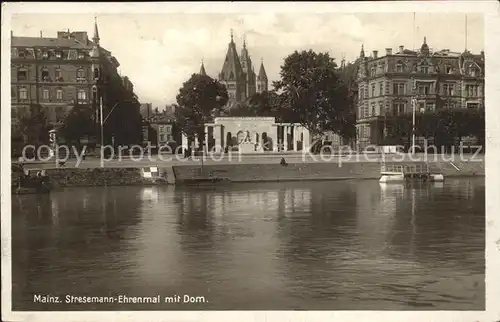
[11,179,484,310]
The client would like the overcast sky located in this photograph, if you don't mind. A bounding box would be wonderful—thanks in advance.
[9,6,484,108]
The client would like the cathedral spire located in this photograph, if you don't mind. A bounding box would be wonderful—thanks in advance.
[360,44,365,58]
[199,58,207,76]
[258,59,267,81]
[219,30,243,81]
[93,16,100,45]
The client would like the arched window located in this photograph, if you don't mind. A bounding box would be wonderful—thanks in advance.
[93,68,99,80]
[56,89,63,100]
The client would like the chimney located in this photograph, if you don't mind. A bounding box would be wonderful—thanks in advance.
[372,50,378,59]
[40,31,43,38]
[399,45,404,53]
[385,48,392,55]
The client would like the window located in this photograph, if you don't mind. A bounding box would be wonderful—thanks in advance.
[78,52,85,59]
[11,87,16,98]
[393,82,406,95]
[370,67,375,77]
[55,68,62,81]
[392,103,405,116]
[17,69,27,81]
[418,102,425,113]
[42,51,49,59]
[56,51,62,59]
[467,103,479,109]
[379,82,384,96]
[166,126,172,134]
[371,84,375,97]
[445,65,452,74]
[77,90,87,100]
[19,87,28,100]
[469,68,477,77]
[42,89,49,100]
[466,85,479,97]
[380,63,386,73]
[77,68,86,82]
[93,68,99,80]
[417,83,431,95]
[56,89,63,100]
[18,51,25,58]
[443,84,454,96]
[395,64,403,72]
[426,102,435,112]
[445,101,456,109]
[41,69,49,81]
[371,103,376,116]
[420,66,429,74]
[159,134,165,142]
[379,102,384,116]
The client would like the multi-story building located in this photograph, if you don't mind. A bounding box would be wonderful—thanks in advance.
[198,31,269,109]
[140,103,153,120]
[11,19,141,146]
[355,37,484,150]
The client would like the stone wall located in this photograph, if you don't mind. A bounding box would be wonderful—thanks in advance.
[29,160,484,190]
[44,168,150,188]
[173,160,485,184]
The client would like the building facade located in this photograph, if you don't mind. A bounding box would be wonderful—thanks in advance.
[11,19,141,146]
[199,32,269,109]
[140,103,153,120]
[355,38,484,150]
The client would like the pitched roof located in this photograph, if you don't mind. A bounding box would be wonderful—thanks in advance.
[257,61,267,81]
[11,36,89,48]
[240,41,252,69]
[219,36,243,81]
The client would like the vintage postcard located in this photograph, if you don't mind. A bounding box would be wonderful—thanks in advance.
[1,1,499,322]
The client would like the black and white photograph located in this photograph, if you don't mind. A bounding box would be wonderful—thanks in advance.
[1,1,499,322]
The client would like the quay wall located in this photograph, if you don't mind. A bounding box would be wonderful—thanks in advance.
[17,160,484,189]
[172,160,485,184]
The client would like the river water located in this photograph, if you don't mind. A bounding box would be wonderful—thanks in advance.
[11,179,485,311]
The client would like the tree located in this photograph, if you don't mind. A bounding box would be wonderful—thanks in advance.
[384,108,485,149]
[60,105,96,148]
[273,50,354,139]
[226,91,286,119]
[175,74,228,143]
[17,104,50,146]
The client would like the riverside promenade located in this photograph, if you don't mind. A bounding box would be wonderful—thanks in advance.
[16,152,484,170]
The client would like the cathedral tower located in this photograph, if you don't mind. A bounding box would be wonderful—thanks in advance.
[218,30,246,105]
[256,59,268,93]
[239,36,256,98]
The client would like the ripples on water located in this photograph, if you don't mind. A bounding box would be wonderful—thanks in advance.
[11,179,485,310]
